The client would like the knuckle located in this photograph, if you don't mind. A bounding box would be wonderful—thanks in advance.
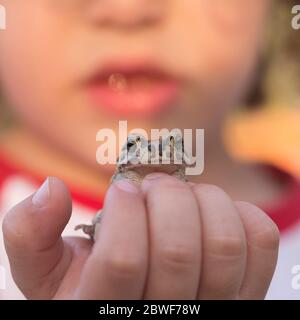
[2,211,24,249]
[159,244,197,270]
[252,221,280,251]
[208,236,246,259]
[235,201,280,251]
[103,252,144,277]
[3,212,43,252]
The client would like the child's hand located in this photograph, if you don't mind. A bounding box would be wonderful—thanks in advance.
[2,175,279,299]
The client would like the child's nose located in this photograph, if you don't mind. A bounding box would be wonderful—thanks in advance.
[86,0,165,29]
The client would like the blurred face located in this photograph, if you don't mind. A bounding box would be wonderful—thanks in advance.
[0,0,270,171]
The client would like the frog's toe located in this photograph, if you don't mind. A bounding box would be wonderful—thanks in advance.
[74,224,95,237]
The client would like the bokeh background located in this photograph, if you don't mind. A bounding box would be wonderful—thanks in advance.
[0,0,300,178]
[224,0,300,179]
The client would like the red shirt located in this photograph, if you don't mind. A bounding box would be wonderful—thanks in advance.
[1,152,300,233]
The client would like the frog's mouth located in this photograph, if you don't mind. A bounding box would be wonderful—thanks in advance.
[120,162,184,176]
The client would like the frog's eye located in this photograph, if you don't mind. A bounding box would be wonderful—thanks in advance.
[127,141,135,151]
[172,133,183,141]
[170,134,184,148]
[159,142,163,157]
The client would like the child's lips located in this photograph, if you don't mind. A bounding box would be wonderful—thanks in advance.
[84,64,180,116]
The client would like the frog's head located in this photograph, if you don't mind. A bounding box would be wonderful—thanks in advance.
[117,132,192,174]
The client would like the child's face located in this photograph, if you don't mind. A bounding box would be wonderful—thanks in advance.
[0,1,270,170]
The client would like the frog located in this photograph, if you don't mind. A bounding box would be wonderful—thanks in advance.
[75,131,192,240]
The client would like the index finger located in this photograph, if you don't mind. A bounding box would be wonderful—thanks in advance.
[76,180,148,300]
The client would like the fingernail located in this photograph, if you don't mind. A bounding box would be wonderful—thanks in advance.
[32,178,50,207]
[114,179,139,193]
[144,172,168,180]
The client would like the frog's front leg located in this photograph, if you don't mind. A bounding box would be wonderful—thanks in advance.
[75,210,102,240]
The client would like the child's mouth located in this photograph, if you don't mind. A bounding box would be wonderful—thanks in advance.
[85,62,180,117]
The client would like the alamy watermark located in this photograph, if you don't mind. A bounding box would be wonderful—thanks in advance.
[291,265,300,290]
[0,5,6,30]
[292,5,300,30]
[0,264,6,290]
[96,121,204,176]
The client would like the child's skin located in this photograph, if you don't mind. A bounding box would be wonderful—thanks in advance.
[0,0,280,299]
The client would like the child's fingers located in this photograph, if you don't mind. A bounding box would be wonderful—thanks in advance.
[141,174,201,299]
[235,201,280,300]
[76,180,148,300]
[191,184,247,300]
[2,177,73,299]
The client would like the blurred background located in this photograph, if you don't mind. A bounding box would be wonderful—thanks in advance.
[0,0,299,178]
[224,0,300,179]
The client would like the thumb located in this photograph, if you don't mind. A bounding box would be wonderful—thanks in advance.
[2,177,73,299]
